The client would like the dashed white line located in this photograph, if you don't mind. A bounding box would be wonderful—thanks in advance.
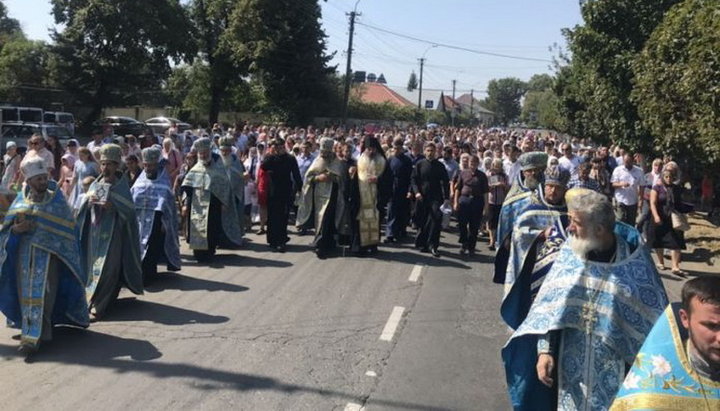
[344,402,364,411]
[365,370,377,377]
[408,264,423,282]
[380,306,405,342]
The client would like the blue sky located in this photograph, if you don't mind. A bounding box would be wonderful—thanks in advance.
[5,0,583,97]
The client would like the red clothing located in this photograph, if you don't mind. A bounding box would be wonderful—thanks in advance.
[257,166,269,206]
[702,176,714,199]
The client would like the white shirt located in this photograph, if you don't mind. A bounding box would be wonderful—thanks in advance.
[611,165,644,206]
[504,159,521,184]
[558,155,582,178]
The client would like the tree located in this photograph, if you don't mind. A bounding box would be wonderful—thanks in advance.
[526,73,553,92]
[633,0,720,165]
[555,0,681,149]
[0,1,21,47]
[50,0,194,128]
[165,61,266,124]
[484,77,526,125]
[521,90,561,129]
[407,71,418,91]
[0,39,52,104]
[224,0,337,124]
[189,0,249,124]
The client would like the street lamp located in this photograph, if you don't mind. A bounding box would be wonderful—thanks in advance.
[417,44,438,110]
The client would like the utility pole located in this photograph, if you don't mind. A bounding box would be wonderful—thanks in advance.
[451,79,457,127]
[342,10,360,126]
[417,58,425,110]
[470,89,474,126]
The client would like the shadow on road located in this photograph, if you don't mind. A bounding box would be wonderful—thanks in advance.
[144,272,250,293]
[0,327,450,411]
[100,298,230,325]
[181,253,293,268]
[0,327,162,362]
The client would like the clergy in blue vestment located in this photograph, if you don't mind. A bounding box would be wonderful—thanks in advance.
[218,136,246,238]
[611,277,720,410]
[506,190,668,410]
[501,166,571,329]
[131,147,181,283]
[493,151,548,284]
[0,157,89,354]
[181,138,243,262]
[79,144,143,320]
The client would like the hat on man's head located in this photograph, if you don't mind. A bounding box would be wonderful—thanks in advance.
[193,137,212,152]
[519,151,549,171]
[21,156,48,180]
[99,144,122,164]
[6,141,16,150]
[141,147,162,164]
[544,165,570,188]
[219,136,234,148]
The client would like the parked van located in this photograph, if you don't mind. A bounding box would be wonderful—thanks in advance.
[0,106,43,124]
[43,111,75,135]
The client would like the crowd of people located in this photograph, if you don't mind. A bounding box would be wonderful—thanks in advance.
[0,121,717,409]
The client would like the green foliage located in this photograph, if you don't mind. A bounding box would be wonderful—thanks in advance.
[632,0,720,165]
[224,0,336,125]
[347,99,417,122]
[165,61,267,123]
[189,0,246,124]
[521,89,561,130]
[0,39,52,104]
[484,77,526,126]
[407,71,418,91]
[50,0,194,127]
[0,1,22,46]
[555,0,681,151]
[526,73,553,92]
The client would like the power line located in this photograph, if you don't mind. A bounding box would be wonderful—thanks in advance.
[356,21,553,63]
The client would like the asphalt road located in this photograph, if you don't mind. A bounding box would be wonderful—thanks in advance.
[0,228,511,411]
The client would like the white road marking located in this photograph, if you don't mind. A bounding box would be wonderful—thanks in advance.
[408,264,423,282]
[365,370,377,377]
[344,402,364,411]
[380,306,405,342]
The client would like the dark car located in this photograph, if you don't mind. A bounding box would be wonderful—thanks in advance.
[145,116,192,135]
[99,116,146,137]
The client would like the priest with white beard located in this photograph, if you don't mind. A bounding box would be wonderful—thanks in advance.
[504,190,668,411]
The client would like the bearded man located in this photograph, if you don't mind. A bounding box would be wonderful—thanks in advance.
[181,138,243,262]
[612,276,720,409]
[352,136,387,256]
[79,144,143,320]
[218,136,246,236]
[501,165,571,328]
[493,152,548,284]
[505,190,668,410]
[0,158,89,354]
[296,137,348,259]
[131,147,181,282]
